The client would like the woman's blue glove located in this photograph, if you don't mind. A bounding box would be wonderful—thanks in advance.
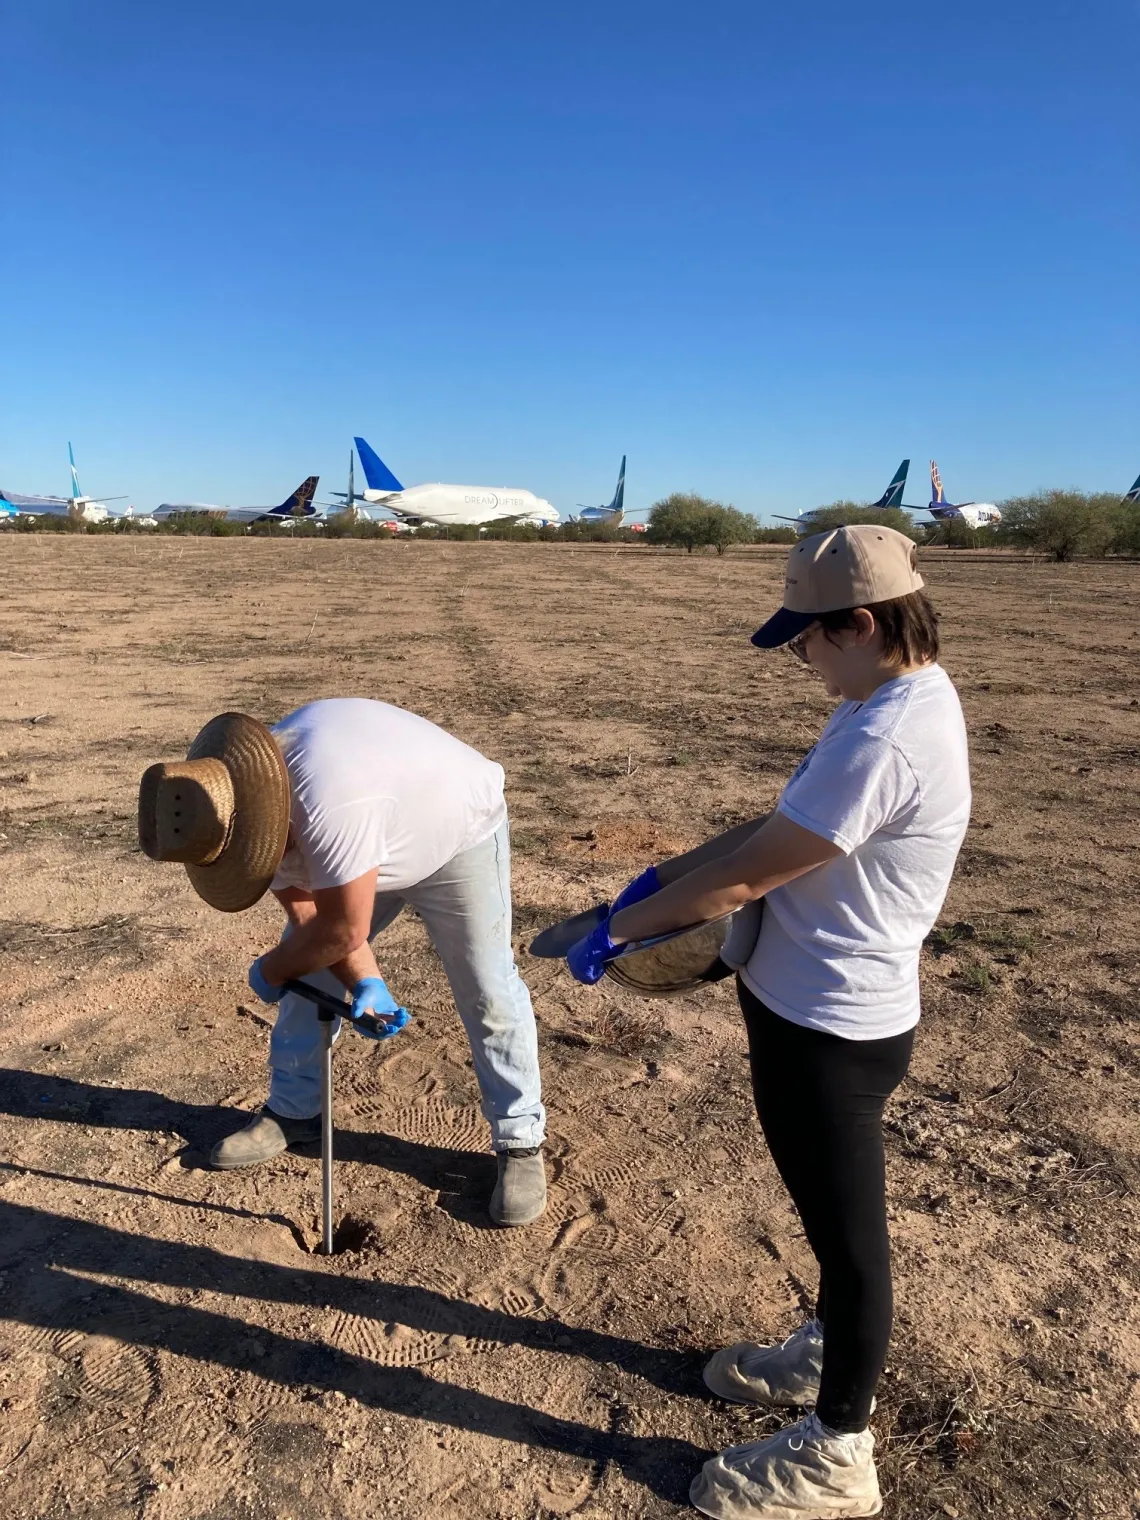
[612,864,661,915]
[248,955,284,1005]
[349,976,411,1041]
[566,920,620,985]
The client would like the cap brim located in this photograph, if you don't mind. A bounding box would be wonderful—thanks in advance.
[750,607,817,648]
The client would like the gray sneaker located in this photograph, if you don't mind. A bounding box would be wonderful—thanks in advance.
[489,1146,547,1227]
[209,1108,321,1170]
[704,1319,825,1407]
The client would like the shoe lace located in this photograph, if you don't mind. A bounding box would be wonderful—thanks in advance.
[788,1412,825,1452]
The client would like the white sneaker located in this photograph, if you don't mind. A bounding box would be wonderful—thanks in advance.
[703,1319,824,1406]
[690,1412,882,1520]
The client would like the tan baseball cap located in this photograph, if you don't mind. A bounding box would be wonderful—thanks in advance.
[751,523,925,647]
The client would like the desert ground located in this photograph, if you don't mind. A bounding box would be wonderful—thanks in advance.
[0,535,1137,1520]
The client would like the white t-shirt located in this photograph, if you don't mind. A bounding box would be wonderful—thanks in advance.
[741,665,971,1040]
[269,700,507,894]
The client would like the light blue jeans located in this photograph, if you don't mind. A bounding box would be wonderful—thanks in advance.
[267,822,545,1150]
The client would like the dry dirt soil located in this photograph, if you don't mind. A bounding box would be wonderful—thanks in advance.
[0,536,1137,1520]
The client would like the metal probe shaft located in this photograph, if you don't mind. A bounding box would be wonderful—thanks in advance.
[320,1015,334,1255]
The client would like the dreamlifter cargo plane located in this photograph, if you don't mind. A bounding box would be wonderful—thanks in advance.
[333,438,560,529]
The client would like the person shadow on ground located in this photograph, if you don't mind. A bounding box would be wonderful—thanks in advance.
[0,1069,711,1504]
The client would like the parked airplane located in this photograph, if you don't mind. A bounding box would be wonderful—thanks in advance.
[774,459,911,530]
[0,444,127,523]
[315,454,418,532]
[569,456,627,525]
[154,476,319,525]
[316,453,368,524]
[335,437,559,529]
[1123,471,1140,503]
[925,460,1001,527]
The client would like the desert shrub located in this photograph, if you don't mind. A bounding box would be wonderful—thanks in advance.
[923,517,1001,549]
[705,504,757,554]
[796,502,923,541]
[309,517,392,540]
[753,525,799,544]
[647,494,756,554]
[556,520,642,543]
[157,511,247,536]
[90,515,155,534]
[1108,501,1140,557]
[996,491,1119,560]
[12,513,85,533]
[647,493,718,552]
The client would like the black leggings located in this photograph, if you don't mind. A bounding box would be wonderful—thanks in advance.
[738,982,913,1433]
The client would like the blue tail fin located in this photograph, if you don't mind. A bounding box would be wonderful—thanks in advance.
[69,442,82,500]
[272,476,319,516]
[609,455,626,515]
[354,437,404,493]
[1124,471,1140,503]
[873,459,909,509]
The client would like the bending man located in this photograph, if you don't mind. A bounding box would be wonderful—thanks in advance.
[138,697,546,1227]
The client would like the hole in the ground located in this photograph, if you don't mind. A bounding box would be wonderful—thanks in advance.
[330,1214,377,1255]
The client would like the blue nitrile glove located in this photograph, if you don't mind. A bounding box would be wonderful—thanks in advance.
[349,976,411,1042]
[248,955,284,1005]
[612,865,661,915]
[566,919,620,985]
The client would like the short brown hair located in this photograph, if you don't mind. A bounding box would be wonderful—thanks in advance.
[818,590,940,666]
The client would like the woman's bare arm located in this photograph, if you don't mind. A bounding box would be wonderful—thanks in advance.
[610,813,841,944]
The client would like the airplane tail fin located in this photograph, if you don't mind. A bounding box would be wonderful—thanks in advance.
[272,476,319,516]
[1124,471,1140,503]
[608,455,626,517]
[354,437,404,494]
[930,459,945,506]
[69,442,82,501]
[873,459,909,509]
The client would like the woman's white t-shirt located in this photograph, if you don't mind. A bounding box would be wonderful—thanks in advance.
[269,699,507,894]
[740,665,971,1041]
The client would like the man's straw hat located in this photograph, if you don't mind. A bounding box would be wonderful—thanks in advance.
[138,712,290,912]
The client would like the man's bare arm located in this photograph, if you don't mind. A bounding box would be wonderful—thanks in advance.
[261,870,380,988]
[610,813,841,944]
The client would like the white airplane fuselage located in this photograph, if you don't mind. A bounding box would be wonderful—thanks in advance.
[0,492,110,523]
[358,482,558,528]
[929,503,1002,528]
[154,502,301,523]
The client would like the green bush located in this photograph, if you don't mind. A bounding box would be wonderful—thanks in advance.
[646,493,757,554]
[996,491,1120,560]
[922,517,1001,549]
[795,502,923,541]
[156,510,247,536]
[753,525,799,544]
[12,512,85,533]
[1110,502,1140,557]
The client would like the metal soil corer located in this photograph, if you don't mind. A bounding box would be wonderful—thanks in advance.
[281,979,390,1255]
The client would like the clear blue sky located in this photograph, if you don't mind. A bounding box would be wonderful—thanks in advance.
[3,1,1137,518]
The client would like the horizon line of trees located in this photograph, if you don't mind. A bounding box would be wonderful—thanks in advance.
[8,489,1139,561]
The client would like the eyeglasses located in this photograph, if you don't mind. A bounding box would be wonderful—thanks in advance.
[787,623,819,663]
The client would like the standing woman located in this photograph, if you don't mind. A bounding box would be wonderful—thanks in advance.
[568,526,971,1519]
